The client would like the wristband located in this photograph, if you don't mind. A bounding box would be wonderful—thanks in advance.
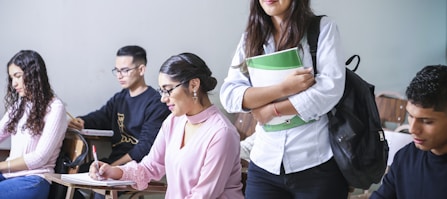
[273,103,281,116]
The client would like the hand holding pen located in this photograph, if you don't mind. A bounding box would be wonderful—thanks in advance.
[91,145,103,180]
[66,111,84,130]
[88,148,123,180]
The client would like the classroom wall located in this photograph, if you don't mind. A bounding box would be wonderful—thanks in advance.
[313,0,447,94]
[0,0,249,117]
[0,0,445,136]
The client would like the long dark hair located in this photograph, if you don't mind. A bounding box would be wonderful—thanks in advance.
[159,53,217,106]
[4,50,55,135]
[242,0,315,72]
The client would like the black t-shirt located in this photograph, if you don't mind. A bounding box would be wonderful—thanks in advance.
[81,87,170,163]
[371,143,447,199]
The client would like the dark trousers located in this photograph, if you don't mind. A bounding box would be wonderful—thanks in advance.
[245,158,348,199]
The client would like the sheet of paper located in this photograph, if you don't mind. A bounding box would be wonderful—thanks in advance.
[384,130,413,166]
[80,129,113,137]
[61,173,135,186]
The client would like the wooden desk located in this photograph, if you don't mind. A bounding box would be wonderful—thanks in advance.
[45,173,167,199]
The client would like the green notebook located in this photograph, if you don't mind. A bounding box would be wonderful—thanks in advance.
[246,47,303,88]
[246,47,302,70]
[246,47,304,126]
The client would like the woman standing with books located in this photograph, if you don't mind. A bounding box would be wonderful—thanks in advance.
[220,0,348,198]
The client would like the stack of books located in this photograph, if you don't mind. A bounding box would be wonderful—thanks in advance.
[246,47,303,125]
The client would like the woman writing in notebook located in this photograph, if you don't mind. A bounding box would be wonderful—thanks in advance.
[0,50,68,199]
[220,0,348,198]
[89,53,244,199]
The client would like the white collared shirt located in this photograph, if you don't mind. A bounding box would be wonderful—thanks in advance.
[220,17,345,175]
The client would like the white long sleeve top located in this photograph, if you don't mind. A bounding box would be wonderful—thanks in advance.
[220,17,346,175]
[0,98,68,178]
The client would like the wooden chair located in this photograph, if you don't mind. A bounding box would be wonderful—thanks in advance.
[62,128,89,174]
[233,112,257,195]
[234,112,257,140]
[375,92,408,131]
[48,128,89,199]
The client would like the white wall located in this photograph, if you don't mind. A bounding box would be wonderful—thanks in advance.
[313,0,447,94]
[0,0,250,117]
[0,0,445,119]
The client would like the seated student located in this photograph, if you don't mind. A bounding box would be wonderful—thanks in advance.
[370,65,447,199]
[88,53,244,199]
[68,45,170,170]
[0,50,68,199]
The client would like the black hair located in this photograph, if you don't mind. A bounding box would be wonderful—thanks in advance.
[406,65,447,112]
[241,0,314,73]
[116,45,147,65]
[159,52,217,94]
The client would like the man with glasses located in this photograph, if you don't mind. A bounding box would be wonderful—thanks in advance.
[68,45,170,172]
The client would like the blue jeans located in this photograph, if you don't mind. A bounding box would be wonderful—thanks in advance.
[0,173,50,199]
[245,158,349,199]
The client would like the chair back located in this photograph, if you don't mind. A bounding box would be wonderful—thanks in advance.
[48,128,89,199]
[375,92,408,131]
[232,112,258,196]
[233,112,257,140]
[61,128,89,174]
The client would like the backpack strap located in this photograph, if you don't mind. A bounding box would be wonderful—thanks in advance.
[308,15,362,74]
[346,54,360,72]
[307,15,324,75]
[64,129,89,168]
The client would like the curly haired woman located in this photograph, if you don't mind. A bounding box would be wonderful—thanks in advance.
[0,50,68,199]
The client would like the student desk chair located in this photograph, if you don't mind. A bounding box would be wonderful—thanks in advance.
[45,173,167,199]
[76,132,167,199]
[375,92,408,131]
[233,112,257,195]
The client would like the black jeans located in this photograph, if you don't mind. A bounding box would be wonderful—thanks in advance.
[245,158,348,199]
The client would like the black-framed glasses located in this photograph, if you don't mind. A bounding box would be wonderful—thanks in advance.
[158,82,184,97]
[111,66,139,76]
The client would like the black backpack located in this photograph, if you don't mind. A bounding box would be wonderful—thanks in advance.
[308,15,389,189]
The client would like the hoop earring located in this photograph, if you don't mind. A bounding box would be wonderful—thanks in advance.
[193,90,198,103]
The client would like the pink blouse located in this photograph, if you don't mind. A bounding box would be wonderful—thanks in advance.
[119,105,244,199]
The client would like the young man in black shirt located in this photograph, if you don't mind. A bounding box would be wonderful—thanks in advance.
[371,65,447,199]
[69,45,170,170]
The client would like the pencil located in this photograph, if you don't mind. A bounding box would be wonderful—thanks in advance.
[66,111,76,120]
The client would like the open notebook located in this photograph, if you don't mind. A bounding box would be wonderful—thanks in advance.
[61,173,135,186]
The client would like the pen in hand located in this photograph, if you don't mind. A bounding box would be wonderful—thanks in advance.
[66,111,81,123]
[66,111,84,130]
[92,145,101,179]
[66,111,76,120]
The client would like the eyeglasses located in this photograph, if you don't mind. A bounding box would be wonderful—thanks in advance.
[158,82,184,97]
[112,66,139,76]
